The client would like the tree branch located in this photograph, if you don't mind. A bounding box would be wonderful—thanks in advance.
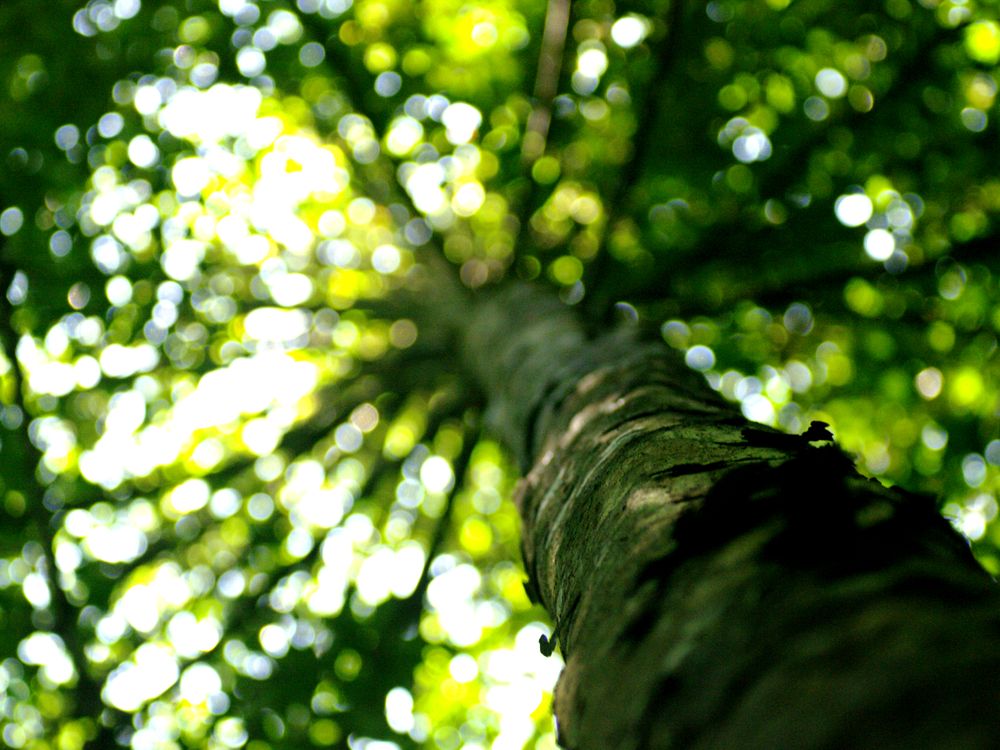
[583,0,687,319]
[512,0,573,273]
[521,0,572,168]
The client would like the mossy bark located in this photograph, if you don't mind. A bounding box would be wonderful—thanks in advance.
[463,284,1000,750]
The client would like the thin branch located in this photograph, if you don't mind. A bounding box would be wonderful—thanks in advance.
[641,227,1000,319]
[596,11,951,311]
[582,0,687,318]
[513,0,573,260]
[608,0,687,214]
[521,0,572,167]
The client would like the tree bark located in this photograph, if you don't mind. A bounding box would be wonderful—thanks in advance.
[462,284,1000,750]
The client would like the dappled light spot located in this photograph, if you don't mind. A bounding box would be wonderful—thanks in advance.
[76,515,147,564]
[549,256,582,286]
[718,118,772,164]
[385,687,415,734]
[179,662,224,707]
[266,271,314,306]
[164,478,210,515]
[245,493,275,524]
[741,393,776,426]
[171,158,211,197]
[134,84,162,115]
[960,107,988,132]
[963,454,988,488]
[168,612,223,658]
[452,182,486,217]
[965,20,1000,64]
[259,623,291,657]
[420,455,455,493]
[442,102,482,145]
[922,423,948,451]
[946,493,998,541]
[783,303,813,335]
[243,418,281,455]
[834,192,873,227]
[459,517,493,556]
[426,562,483,647]
[102,643,179,712]
[17,633,75,686]
[915,367,943,400]
[385,116,424,156]
[863,228,895,261]
[611,15,649,49]
[372,244,402,273]
[0,207,25,236]
[949,367,984,409]
[244,306,311,345]
[685,345,715,372]
[375,71,403,97]
[127,135,159,168]
[334,422,364,452]
[986,441,1000,466]
[803,96,829,121]
[815,68,847,98]
[237,47,267,77]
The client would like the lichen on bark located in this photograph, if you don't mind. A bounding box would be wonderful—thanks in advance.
[462,284,1000,750]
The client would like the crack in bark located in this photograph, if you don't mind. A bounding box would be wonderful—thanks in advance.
[649,456,769,481]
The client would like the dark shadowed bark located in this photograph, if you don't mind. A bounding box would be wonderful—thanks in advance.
[462,284,1000,750]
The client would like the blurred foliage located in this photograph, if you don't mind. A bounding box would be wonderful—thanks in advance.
[0,0,997,748]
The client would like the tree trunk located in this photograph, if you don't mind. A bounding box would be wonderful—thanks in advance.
[461,284,1000,750]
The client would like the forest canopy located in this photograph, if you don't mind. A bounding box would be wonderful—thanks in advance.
[0,0,997,748]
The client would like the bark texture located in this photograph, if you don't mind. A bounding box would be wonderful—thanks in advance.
[462,284,1000,750]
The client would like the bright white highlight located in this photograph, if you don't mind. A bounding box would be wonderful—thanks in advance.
[732,128,772,163]
[449,653,479,683]
[577,47,609,78]
[815,68,848,98]
[385,116,424,156]
[741,394,776,426]
[834,193,873,227]
[441,102,482,144]
[426,563,483,646]
[385,687,415,734]
[102,643,179,712]
[18,633,75,685]
[420,456,455,493]
[127,135,159,168]
[685,345,716,371]
[863,228,895,260]
[171,157,211,196]
[717,118,771,163]
[179,662,223,704]
[79,352,317,489]
[611,16,649,48]
[915,367,943,399]
[159,84,262,144]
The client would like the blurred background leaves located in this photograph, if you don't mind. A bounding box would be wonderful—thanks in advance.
[0,0,997,748]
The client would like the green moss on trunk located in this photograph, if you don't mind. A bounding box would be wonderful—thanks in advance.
[464,284,1000,750]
